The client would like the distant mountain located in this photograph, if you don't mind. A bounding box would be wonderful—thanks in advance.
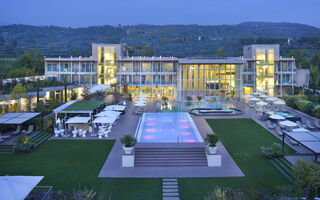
[0,22,320,58]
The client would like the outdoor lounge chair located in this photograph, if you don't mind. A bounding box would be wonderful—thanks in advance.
[306,120,316,130]
[314,120,320,129]
[275,126,283,136]
[23,125,33,135]
[296,121,302,128]
[267,120,276,129]
[12,126,20,135]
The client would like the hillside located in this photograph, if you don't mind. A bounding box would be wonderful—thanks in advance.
[0,22,320,57]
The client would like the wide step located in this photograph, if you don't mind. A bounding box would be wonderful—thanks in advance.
[135,147,207,167]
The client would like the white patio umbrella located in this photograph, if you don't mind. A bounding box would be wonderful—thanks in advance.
[279,120,297,127]
[252,92,262,96]
[96,111,120,118]
[256,101,268,106]
[139,94,149,97]
[249,97,260,101]
[292,127,309,132]
[0,175,44,200]
[89,84,110,93]
[265,97,278,102]
[269,115,285,120]
[244,94,254,98]
[261,90,269,94]
[93,116,117,124]
[103,105,115,111]
[259,94,269,98]
[135,102,146,106]
[274,100,286,105]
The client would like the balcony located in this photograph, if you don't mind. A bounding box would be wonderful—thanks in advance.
[243,68,255,73]
[243,80,254,85]
[277,80,296,85]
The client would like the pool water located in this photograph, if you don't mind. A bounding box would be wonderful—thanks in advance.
[136,113,203,143]
[157,100,235,112]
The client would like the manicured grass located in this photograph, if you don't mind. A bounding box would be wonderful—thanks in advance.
[179,118,296,200]
[63,100,104,111]
[0,140,161,200]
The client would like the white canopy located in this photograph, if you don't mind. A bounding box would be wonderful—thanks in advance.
[259,94,269,98]
[292,127,309,132]
[256,101,268,106]
[279,120,297,127]
[103,105,115,111]
[113,105,126,111]
[135,102,146,106]
[244,94,253,98]
[65,117,90,124]
[92,116,117,124]
[269,114,285,120]
[96,111,120,118]
[274,100,286,105]
[89,84,110,93]
[139,94,149,97]
[261,90,269,93]
[252,92,262,96]
[0,175,44,200]
[265,97,278,102]
[249,97,260,101]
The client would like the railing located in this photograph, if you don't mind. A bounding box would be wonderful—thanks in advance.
[25,186,52,200]
[134,117,142,138]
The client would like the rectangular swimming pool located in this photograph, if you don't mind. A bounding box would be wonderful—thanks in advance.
[136,112,203,143]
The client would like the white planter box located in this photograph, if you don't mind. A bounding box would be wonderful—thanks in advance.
[206,153,222,167]
[122,155,135,167]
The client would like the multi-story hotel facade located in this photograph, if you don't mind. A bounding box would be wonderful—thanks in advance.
[45,43,300,101]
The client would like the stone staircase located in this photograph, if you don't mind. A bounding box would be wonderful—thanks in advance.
[162,178,180,200]
[134,143,207,167]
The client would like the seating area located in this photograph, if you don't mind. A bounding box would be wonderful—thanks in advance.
[52,100,126,139]
[0,112,41,145]
[244,91,320,160]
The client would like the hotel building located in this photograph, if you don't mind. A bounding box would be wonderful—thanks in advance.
[45,43,300,100]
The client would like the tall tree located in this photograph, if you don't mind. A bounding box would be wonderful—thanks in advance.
[16,48,44,75]
[139,44,155,56]
[286,50,310,69]
[213,48,226,57]
[10,83,27,99]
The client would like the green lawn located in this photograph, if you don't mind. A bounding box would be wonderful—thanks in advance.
[179,118,296,200]
[0,140,161,200]
[63,100,104,111]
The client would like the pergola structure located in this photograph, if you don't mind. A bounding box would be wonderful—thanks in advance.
[282,131,320,161]
[0,112,41,133]
[53,100,105,121]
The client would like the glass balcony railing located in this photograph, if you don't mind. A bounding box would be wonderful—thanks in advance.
[243,80,254,84]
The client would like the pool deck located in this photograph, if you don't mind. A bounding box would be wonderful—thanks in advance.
[98,100,244,178]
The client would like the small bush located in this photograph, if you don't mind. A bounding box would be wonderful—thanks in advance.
[186,96,193,101]
[312,105,320,118]
[205,134,220,147]
[120,135,137,147]
[296,100,315,115]
[13,134,33,152]
[261,143,283,159]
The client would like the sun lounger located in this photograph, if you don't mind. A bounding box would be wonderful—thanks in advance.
[314,120,320,129]
[275,126,283,136]
[296,121,302,128]
[12,126,20,135]
[23,125,34,135]
[267,120,276,129]
[306,120,316,130]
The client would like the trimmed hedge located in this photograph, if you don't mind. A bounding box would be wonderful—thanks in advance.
[284,94,319,118]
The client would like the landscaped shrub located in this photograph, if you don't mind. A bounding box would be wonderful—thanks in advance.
[312,105,320,118]
[261,143,283,159]
[13,134,33,152]
[292,160,320,198]
[283,95,300,109]
[296,100,315,115]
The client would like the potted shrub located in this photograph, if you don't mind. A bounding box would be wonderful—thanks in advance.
[120,134,137,154]
[205,134,220,154]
